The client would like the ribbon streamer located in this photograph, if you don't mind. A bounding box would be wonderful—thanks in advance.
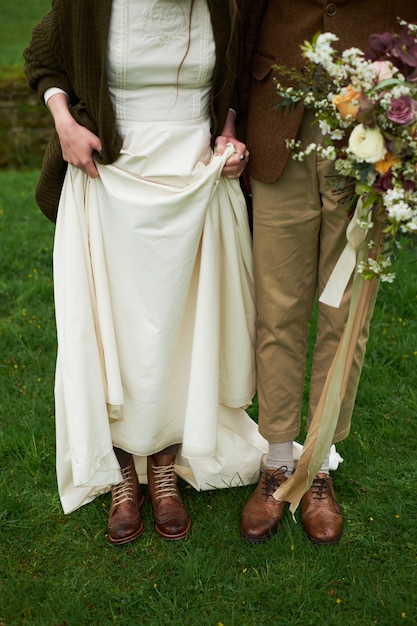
[319,198,372,308]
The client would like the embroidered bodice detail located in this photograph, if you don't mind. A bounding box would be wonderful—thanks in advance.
[106,0,216,123]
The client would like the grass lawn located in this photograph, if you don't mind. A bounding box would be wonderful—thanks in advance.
[1,4,417,625]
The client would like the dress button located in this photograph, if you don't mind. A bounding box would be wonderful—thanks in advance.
[326,3,337,16]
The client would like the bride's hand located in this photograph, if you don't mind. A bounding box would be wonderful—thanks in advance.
[215,135,249,178]
[47,93,102,178]
[215,109,249,178]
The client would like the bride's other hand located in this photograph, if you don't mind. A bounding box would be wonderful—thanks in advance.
[215,109,249,178]
[47,93,102,178]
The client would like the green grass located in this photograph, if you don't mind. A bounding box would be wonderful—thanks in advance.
[1,172,417,625]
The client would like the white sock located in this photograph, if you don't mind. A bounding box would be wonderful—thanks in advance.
[265,441,294,476]
[319,449,331,475]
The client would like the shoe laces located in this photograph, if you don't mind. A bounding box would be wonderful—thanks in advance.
[310,476,341,513]
[262,466,287,500]
[310,476,329,502]
[112,464,135,506]
[152,462,178,501]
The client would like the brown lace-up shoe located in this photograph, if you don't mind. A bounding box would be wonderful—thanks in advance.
[301,473,343,545]
[240,467,288,543]
[107,458,145,545]
[147,454,191,540]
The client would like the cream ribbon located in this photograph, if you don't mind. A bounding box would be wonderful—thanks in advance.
[319,198,372,308]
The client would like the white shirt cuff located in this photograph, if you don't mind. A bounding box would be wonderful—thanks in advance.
[44,87,70,106]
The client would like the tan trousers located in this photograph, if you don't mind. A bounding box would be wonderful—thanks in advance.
[252,113,378,444]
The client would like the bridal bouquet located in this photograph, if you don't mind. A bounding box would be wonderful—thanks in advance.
[275,21,417,281]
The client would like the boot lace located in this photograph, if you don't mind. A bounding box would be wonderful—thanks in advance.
[262,466,287,500]
[310,476,341,513]
[112,464,135,506]
[152,462,178,501]
[310,476,328,502]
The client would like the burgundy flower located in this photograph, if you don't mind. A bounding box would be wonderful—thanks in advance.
[365,24,417,81]
[373,170,394,193]
[403,179,416,192]
[375,173,416,194]
[386,96,417,125]
[391,29,417,80]
[365,31,395,61]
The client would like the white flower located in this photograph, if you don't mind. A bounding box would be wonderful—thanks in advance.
[304,33,338,67]
[355,217,374,229]
[318,119,332,135]
[386,200,413,222]
[341,47,364,62]
[348,124,387,163]
[319,145,337,159]
[381,273,396,283]
[330,129,345,140]
[384,187,406,203]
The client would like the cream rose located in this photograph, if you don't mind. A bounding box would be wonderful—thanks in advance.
[348,124,387,163]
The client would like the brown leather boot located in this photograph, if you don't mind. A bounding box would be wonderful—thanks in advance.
[147,453,191,540]
[301,473,343,545]
[240,467,288,543]
[107,457,145,545]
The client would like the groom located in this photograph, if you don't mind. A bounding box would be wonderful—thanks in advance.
[239,0,417,545]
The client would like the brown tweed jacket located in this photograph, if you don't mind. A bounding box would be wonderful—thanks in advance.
[24,0,249,222]
[241,0,417,184]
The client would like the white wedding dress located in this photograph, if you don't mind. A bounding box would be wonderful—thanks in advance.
[53,0,267,514]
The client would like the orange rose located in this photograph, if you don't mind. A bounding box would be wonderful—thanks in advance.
[374,152,400,175]
[333,85,362,119]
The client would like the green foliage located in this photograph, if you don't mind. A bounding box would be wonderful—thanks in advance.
[1,172,417,625]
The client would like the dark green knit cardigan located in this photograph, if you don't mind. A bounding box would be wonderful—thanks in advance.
[24,0,246,223]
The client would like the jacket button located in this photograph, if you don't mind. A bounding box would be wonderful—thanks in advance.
[326,3,337,16]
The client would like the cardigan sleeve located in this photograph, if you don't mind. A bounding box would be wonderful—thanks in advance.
[24,3,77,105]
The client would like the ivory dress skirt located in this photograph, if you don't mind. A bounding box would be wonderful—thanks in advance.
[53,0,266,514]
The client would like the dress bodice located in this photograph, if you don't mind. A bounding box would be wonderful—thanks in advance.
[106,0,216,123]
